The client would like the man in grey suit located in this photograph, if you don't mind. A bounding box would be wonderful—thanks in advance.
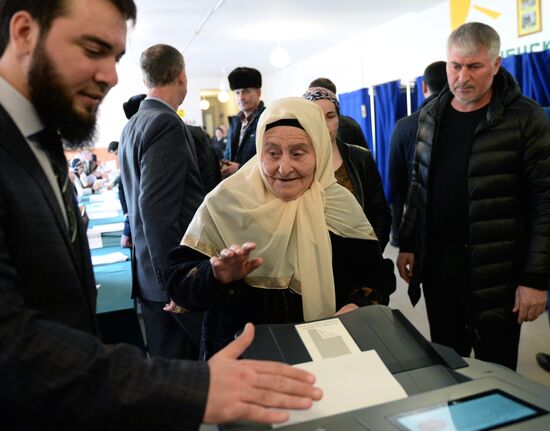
[0,1,320,427]
[119,44,204,359]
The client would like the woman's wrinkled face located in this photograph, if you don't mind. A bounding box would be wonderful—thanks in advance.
[261,125,316,201]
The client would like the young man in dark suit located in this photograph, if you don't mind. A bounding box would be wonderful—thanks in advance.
[0,1,321,428]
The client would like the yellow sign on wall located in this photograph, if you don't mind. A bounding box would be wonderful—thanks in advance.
[450,0,501,30]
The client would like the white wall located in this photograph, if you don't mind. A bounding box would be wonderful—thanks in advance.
[95,0,550,148]
[263,1,550,104]
[94,60,221,148]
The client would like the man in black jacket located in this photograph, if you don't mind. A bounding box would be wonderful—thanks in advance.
[388,61,447,247]
[397,22,550,370]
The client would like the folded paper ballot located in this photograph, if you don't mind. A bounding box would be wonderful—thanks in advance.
[91,252,128,266]
[295,318,361,361]
[274,350,407,428]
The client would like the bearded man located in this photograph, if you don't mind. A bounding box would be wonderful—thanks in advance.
[0,0,321,428]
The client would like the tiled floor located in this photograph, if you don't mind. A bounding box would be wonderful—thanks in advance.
[384,244,550,387]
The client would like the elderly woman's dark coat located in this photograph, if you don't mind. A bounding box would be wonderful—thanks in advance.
[166,234,395,359]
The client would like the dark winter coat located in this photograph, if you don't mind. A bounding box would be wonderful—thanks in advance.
[400,68,550,321]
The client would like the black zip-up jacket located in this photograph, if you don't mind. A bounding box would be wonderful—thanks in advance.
[400,68,550,320]
[338,139,391,251]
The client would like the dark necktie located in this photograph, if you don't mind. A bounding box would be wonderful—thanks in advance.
[35,128,78,243]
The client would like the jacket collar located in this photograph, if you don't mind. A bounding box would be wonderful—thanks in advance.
[425,67,521,127]
[138,97,178,113]
[239,100,265,123]
[0,104,83,276]
[0,77,43,139]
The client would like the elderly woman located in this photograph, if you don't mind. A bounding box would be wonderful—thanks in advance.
[303,87,391,250]
[165,98,395,359]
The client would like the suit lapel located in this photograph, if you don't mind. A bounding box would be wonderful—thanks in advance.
[0,106,84,277]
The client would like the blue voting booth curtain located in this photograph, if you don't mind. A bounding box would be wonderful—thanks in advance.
[495,51,550,107]
[338,88,374,152]
[415,76,424,108]
[408,79,419,113]
[521,50,550,107]
[374,80,408,201]
[501,55,523,87]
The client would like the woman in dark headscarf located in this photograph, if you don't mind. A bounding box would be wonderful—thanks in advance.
[303,87,391,251]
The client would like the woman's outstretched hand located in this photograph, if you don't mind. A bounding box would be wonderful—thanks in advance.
[211,242,263,284]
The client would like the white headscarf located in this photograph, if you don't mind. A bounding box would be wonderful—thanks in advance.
[183,97,376,321]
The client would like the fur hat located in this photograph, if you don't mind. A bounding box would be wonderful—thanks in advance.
[228,67,262,90]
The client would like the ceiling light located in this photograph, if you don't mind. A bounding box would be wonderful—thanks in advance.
[217,91,230,103]
[270,45,290,69]
[200,99,210,110]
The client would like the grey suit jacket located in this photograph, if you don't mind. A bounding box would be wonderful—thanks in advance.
[0,104,209,428]
[119,98,205,302]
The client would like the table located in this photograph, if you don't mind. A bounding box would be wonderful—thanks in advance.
[80,191,145,352]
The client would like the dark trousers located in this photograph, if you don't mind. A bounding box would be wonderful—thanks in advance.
[139,298,203,360]
[423,246,521,370]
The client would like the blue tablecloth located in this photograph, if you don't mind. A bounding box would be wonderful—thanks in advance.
[88,212,124,229]
[81,195,132,314]
[92,246,133,314]
[82,193,144,351]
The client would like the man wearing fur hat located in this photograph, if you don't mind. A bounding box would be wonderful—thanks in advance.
[222,67,266,178]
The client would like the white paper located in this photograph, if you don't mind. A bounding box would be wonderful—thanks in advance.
[89,190,117,202]
[295,318,361,361]
[87,230,103,249]
[88,222,125,234]
[87,210,119,220]
[86,200,122,211]
[103,160,117,171]
[91,252,128,266]
[274,350,407,428]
